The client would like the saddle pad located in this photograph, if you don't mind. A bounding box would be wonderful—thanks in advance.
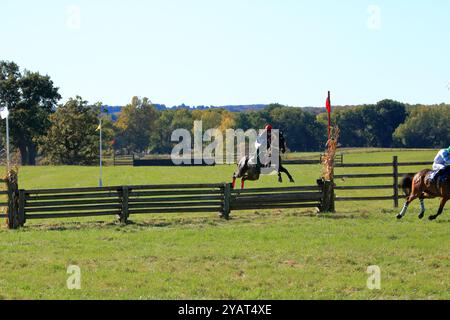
[441,166,450,181]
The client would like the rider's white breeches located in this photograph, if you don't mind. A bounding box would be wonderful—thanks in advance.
[433,163,445,171]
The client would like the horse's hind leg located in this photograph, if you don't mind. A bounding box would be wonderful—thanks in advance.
[279,165,295,183]
[418,198,426,219]
[429,197,448,221]
[278,171,283,183]
[397,193,419,219]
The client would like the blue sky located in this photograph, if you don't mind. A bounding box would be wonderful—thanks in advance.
[1,0,449,107]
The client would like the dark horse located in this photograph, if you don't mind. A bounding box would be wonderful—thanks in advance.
[397,167,450,221]
[232,131,295,189]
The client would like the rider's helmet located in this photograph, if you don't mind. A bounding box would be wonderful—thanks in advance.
[265,124,273,132]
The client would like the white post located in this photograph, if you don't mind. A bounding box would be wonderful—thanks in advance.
[99,118,103,187]
[5,102,10,170]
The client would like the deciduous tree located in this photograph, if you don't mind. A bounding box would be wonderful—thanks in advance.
[40,97,110,165]
[0,61,61,165]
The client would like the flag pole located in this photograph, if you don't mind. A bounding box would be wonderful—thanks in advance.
[327,91,331,140]
[5,102,10,170]
[99,118,103,187]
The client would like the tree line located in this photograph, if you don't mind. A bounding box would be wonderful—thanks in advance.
[1,61,449,165]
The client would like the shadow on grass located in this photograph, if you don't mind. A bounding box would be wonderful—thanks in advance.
[0,207,396,232]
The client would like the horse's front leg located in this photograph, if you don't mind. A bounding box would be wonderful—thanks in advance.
[429,197,448,221]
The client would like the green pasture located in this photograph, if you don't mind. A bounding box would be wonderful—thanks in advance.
[0,149,448,300]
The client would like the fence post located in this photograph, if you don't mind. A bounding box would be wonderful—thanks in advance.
[18,190,26,227]
[319,179,335,213]
[393,156,399,208]
[120,186,129,224]
[221,183,231,220]
[6,170,19,229]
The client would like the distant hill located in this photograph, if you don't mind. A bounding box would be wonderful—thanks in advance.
[102,104,271,119]
[102,103,329,121]
[155,104,269,112]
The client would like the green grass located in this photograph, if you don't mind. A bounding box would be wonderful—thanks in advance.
[0,148,448,300]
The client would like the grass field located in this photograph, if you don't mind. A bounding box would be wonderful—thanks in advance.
[0,149,448,300]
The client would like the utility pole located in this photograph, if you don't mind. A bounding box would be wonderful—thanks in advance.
[1,101,11,170]
[6,102,10,170]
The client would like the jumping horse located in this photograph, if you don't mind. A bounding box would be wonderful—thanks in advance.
[232,131,295,189]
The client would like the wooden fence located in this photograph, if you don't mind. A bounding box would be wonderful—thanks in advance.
[133,158,216,167]
[103,155,134,166]
[334,156,432,207]
[0,178,9,222]
[230,186,322,211]
[2,155,431,229]
[4,181,323,229]
[103,153,344,167]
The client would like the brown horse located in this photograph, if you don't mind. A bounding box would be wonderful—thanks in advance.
[397,168,450,221]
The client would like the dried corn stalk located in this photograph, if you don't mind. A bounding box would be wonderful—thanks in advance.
[2,165,18,227]
[322,126,340,181]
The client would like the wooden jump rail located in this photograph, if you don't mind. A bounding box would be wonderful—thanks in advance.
[0,178,8,220]
[3,178,324,229]
[333,157,432,207]
[230,186,322,211]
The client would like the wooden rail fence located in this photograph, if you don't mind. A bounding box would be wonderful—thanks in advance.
[3,180,323,229]
[230,186,322,211]
[0,178,9,222]
[2,155,433,228]
[103,153,344,167]
[334,156,432,207]
[103,155,134,166]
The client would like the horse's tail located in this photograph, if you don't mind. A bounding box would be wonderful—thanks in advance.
[401,174,414,196]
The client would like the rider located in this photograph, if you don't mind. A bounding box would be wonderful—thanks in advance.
[254,124,287,167]
[255,124,272,171]
[430,146,450,183]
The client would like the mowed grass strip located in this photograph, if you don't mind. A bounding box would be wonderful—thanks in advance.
[1,211,448,299]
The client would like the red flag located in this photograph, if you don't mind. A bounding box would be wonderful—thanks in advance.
[326,96,331,114]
